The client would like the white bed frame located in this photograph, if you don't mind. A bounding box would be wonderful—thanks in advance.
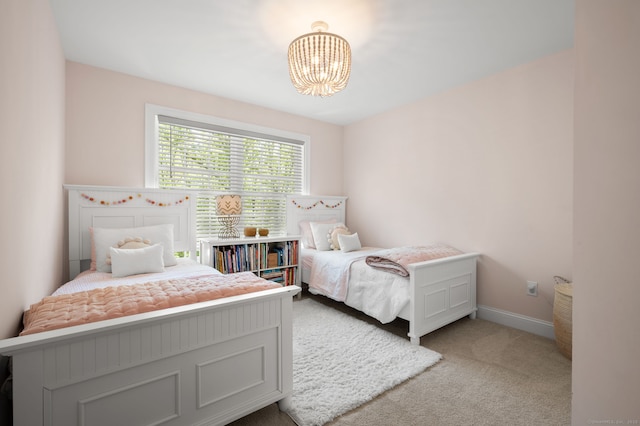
[287,195,479,345]
[0,185,300,426]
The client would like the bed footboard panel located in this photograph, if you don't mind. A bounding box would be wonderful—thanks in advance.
[3,288,299,426]
[407,254,478,344]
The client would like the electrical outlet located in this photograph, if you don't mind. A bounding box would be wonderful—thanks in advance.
[527,281,538,297]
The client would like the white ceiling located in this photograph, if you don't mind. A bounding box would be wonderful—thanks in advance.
[50,0,574,126]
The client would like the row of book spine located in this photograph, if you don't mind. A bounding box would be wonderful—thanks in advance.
[259,240,299,268]
[211,240,299,276]
[212,244,259,274]
[260,267,297,286]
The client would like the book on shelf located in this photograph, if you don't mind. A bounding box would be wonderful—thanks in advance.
[212,244,258,274]
[206,237,299,285]
[261,269,284,282]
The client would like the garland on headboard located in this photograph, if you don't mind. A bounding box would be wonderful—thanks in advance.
[290,199,343,210]
[80,192,190,207]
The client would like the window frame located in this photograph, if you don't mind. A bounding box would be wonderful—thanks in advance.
[144,104,310,237]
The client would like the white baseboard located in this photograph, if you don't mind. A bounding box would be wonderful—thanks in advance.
[476,305,555,340]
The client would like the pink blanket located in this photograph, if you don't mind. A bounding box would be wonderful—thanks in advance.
[21,272,281,335]
[365,244,463,277]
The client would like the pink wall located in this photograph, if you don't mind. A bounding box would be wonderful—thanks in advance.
[65,62,344,196]
[0,0,66,339]
[572,0,640,421]
[344,51,574,323]
[5,1,639,419]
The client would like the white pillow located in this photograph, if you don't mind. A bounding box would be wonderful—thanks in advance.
[299,219,336,249]
[110,244,165,278]
[310,222,345,251]
[328,226,350,250]
[338,232,362,253]
[93,224,177,273]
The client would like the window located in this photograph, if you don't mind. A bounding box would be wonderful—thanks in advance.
[145,105,309,239]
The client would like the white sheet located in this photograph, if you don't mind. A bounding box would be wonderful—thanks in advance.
[305,248,411,323]
[53,258,219,296]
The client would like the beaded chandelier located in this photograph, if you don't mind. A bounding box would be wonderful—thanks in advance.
[287,21,351,97]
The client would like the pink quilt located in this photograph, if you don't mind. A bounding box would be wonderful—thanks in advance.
[365,244,463,277]
[21,272,281,335]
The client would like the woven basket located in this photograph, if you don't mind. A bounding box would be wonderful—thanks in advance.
[553,282,573,360]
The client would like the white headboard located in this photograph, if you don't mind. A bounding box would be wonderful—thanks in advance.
[286,195,348,235]
[65,185,198,278]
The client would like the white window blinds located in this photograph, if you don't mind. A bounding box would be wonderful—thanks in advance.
[154,114,306,239]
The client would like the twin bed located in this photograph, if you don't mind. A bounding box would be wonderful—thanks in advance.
[287,195,479,346]
[0,186,300,426]
[0,187,479,426]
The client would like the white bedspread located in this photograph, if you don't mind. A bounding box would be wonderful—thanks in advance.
[307,248,411,323]
[307,249,374,301]
[344,261,410,324]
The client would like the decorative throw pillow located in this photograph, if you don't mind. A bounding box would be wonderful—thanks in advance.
[110,244,165,278]
[328,226,350,250]
[93,224,177,273]
[338,232,362,253]
[310,221,345,251]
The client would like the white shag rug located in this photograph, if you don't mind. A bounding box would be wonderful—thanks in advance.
[287,299,442,426]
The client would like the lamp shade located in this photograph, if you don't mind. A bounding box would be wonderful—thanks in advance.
[216,195,242,215]
[288,21,351,97]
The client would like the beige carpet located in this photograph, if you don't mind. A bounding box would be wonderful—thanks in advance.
[230,292,572,426]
